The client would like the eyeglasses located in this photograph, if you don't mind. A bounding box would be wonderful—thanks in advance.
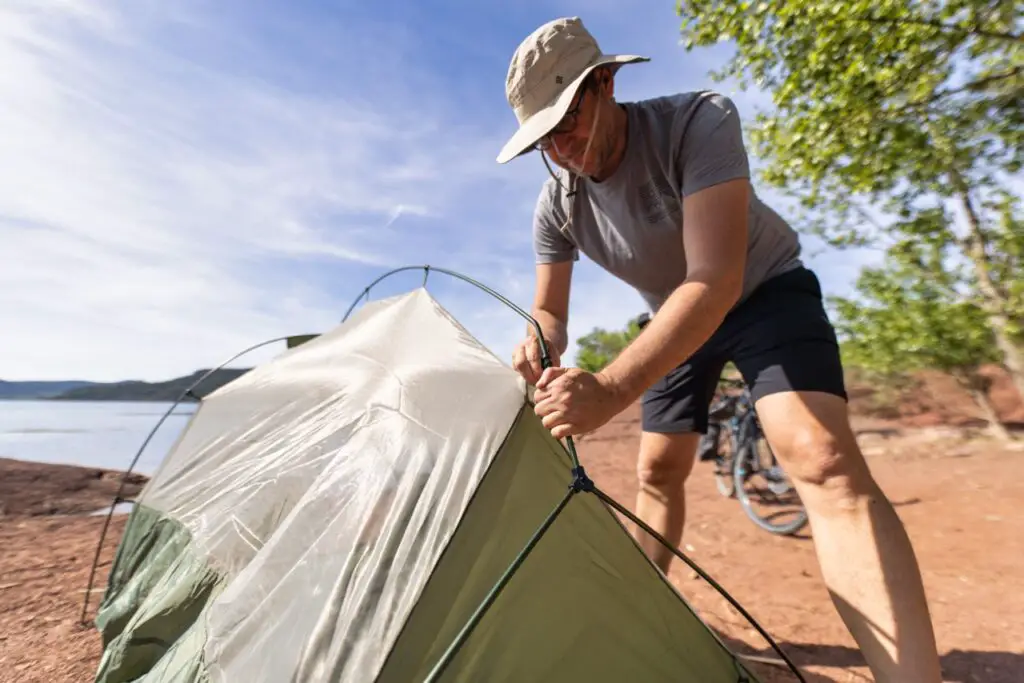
[534,85,588,151]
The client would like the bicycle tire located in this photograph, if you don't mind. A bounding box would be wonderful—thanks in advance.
[733,432,808,536]
[714,455,736,497]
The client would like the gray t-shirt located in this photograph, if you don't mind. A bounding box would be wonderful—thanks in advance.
[533,90,802,313]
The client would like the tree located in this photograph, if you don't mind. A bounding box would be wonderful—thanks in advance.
[675,0,1024,398]
[831,237,1015,441]
[574,314,646,373]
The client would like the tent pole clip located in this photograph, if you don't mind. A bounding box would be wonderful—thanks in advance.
[569,466,594,493]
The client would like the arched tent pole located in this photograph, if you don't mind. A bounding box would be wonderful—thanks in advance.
[82,265,807,683]
[340,264,583,472]
[79,334,300,624]
[343,264,807,683]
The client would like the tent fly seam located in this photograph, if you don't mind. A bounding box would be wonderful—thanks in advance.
[416,475,807,683]
[368,401,531,682]
[422,487,577,683]
[339,264,585,472]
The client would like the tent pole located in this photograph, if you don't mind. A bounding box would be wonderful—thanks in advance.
[423,487,576,683]
[80,334,296,625]
[591,486,807,683]
[339,264,586,471]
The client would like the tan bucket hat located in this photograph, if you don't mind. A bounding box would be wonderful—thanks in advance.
[496,17,649,164]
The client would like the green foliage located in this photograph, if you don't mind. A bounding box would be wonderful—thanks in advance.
[676,0,1023,384]
[831,238,999,381]
[575,314,646,373]
[676,0,1022,243]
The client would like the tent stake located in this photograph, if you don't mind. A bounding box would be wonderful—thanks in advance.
[592,486,807,683]
[423,487,576,683]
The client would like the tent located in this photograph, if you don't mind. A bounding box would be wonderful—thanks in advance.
[89,273,800,683]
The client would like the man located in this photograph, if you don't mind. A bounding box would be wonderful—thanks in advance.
[497,17,942,683]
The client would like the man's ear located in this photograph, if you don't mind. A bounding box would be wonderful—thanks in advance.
[599,67,615,97]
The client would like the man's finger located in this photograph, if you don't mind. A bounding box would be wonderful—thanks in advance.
[550,423,574,440]
[513,343,545,385]
[536,366,565,389]
[524,339,545,376]
[512,350,531,379]
[541,410,567,430]
[533,394,559,416]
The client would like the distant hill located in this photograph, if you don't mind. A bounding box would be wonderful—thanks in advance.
[43,368,251,403]
[0,380,98,400]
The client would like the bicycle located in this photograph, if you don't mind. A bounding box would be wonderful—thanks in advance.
[698,377,808,537]
[634,312,807,536]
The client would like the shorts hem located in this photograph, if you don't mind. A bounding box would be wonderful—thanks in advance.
[749,384,849,404]
[640,418,705,435]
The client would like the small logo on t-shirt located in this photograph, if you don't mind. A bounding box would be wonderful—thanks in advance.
[638,176,679,225]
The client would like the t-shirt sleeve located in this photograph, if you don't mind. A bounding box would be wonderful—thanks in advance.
[675,93,751,197]
[532,182,579,264]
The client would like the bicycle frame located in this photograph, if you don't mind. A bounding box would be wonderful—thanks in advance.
[707,380,809,536]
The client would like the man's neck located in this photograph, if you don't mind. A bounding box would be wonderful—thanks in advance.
[590,103,629,183]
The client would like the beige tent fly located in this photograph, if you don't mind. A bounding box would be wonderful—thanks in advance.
[87,271,802,683]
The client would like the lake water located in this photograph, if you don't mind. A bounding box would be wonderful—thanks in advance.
[0,400,197,476]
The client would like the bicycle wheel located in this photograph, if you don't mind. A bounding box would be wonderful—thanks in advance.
[713,455,735,497]
[733,431,807,536]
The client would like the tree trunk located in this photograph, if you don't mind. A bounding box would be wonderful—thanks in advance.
[959,371,1015,442]
[953,182,1024,404]
[969,385,1014,442]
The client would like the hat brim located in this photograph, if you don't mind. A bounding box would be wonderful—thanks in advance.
[496,53,650,164]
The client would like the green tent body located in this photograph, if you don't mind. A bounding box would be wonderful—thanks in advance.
[92,288,762,683]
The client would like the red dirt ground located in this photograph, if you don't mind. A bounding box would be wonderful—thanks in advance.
[1,368,1022,683]
[580,401,1024,683]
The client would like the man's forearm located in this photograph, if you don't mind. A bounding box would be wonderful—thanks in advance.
[598,276,739,403]
[530,309,569,357]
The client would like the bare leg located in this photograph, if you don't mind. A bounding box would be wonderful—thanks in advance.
[755,390,942,683]
[633,431,700,574]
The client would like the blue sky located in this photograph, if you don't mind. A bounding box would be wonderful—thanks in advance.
[1,0,876,382]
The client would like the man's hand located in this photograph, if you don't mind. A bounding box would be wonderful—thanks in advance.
[512,335,560,385]
[533,367,628,439]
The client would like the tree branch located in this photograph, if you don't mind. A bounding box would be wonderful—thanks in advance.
[884,65,1023,116]
[856,13,1023,42]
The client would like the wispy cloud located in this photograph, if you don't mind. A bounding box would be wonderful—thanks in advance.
[0,1,541,380]
[1,1,871,383]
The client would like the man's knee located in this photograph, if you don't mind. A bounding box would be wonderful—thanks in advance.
[756,391,879,507]
[776,426,883,517]
[636,431,700,489]
[785,427,867,484]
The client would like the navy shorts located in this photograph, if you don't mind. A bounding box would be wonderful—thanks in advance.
[641,266,847,434]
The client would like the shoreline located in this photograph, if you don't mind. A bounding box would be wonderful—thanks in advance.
[0,457,149,519]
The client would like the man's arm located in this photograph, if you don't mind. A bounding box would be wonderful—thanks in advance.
[597,178,749,401]
[530,261,573,356]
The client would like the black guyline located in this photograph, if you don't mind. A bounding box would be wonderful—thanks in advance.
[343,265,806,683]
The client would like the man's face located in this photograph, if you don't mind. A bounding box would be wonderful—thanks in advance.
[540,70,613,177]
